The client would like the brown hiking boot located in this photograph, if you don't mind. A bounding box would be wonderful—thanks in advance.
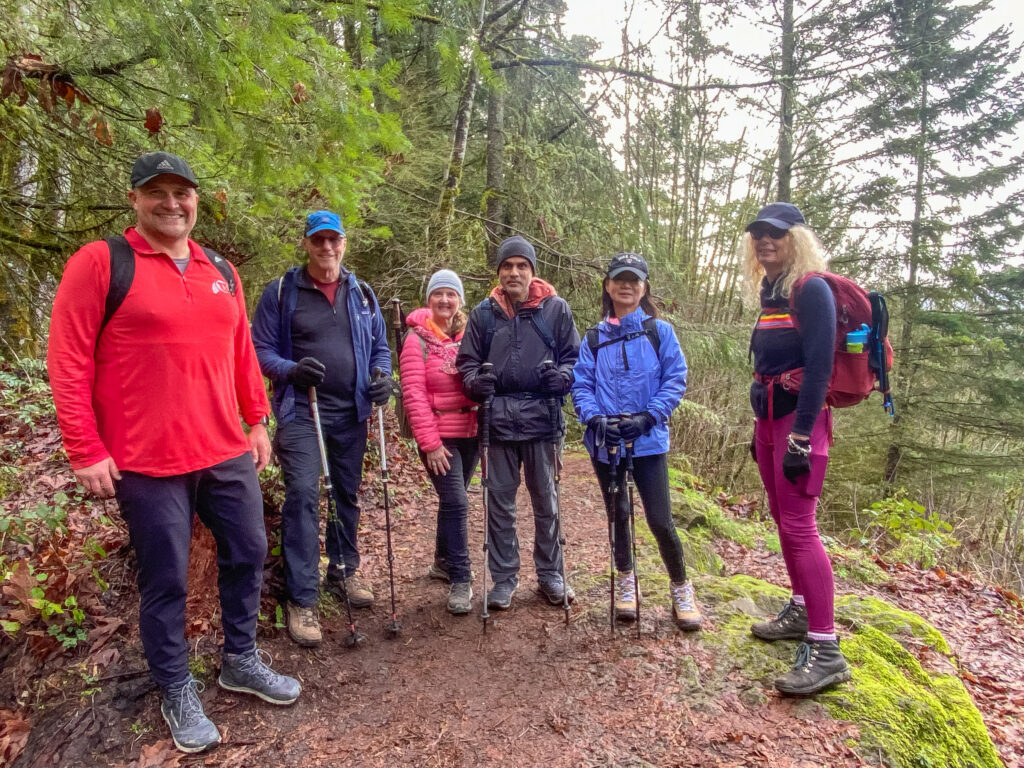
[286,602,322,647]
[614,571,640,622]
[343,570,374,608]
[670,580,702,631]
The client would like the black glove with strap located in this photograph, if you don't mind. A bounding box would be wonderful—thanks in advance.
[782,436,812,484]
[368,373,393,405]
[288,357,326,388]
[618,412,656,443]
[470,369,497,400]
[539,365,565,395]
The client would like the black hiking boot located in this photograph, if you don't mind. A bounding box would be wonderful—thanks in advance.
[751,600,808,642]
[774,639,852,697]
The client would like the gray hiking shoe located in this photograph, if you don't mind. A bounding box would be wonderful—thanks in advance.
[218,648,301,705]
[538,577,575,606]
[161,676,221,754]
[447,582,473,615]
[486,579,518,610]
[775,639,852,697]
[751,600,808,642]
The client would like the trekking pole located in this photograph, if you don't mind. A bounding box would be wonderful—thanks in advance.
[479,362,495,634]
[541,360,570,627]
[390,299,407,431]
[623,436,641,639]
[605,418,621,634]
[372,367,401,638]
[309,387,366,648]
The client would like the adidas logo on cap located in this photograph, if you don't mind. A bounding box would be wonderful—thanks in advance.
[156,159,174,170]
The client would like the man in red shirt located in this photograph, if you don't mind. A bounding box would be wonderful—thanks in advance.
[47,152,300,754]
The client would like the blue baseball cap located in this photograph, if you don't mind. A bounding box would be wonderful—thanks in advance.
[607,252,649,280]
[304,210,345,237]
[745,202,806,232]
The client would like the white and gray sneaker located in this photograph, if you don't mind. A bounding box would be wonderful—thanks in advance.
[218,648,301,705]
[447,582,473,615]
[161,676,221,753]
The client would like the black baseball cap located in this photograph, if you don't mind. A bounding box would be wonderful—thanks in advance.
[130,152,198,188]
[745,202,805,232]
[607,252,649,280]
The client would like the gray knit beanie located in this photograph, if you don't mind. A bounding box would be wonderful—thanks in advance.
[495,236,537,273]
[426,269,465,302]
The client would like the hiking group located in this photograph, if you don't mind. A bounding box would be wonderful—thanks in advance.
[46,152,890,753]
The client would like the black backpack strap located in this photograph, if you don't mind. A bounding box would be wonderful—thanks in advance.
[476,298,497,359]
[586,319,661,360]
[356,279,377,310]
[101,235,136,334]
[527,312,557,360]
[642,316,661,358]
[202,248,236,295]
[585,326,600,354]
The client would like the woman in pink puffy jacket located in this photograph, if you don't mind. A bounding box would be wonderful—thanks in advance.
[400,270,479,615]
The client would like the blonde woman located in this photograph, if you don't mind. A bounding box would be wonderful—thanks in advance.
[744,202,851,696]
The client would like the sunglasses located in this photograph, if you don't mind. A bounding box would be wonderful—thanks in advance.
[748,225,789,241]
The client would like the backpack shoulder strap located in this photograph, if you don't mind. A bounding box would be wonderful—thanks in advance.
[202,248,236,295]
[101,235,136,334]
[585,326,600,354]
[475,298,497,360]
[527,311,557,357]
[357,278,377,309]
[642,316,661,358]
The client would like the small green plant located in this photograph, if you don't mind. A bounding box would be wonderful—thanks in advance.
[859,494,959,568]
[42,595,88,649]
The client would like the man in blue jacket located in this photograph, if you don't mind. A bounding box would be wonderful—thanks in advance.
[252,211,391,647]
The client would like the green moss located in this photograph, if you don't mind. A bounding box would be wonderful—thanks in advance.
[835,595,951,656]
[823,625,1001,768]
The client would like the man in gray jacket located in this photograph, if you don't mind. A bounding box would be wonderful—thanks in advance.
[456,236,580,609]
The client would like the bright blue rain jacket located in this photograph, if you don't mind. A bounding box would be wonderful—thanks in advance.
[571,307,687,463]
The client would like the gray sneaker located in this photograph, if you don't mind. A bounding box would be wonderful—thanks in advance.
[161,676,221,754]
[447,582,473,615]
[538,577,575,606]
[218,648,301,705]
[486,579,518,610]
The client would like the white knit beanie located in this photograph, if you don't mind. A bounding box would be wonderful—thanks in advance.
[426,269,465,302]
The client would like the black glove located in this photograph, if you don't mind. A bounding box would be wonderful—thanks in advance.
[750,436,757,461]
[470,370,497,400]
[603,418,622,447]
[368,375,393,406]
[782,437,812,484]
[288,357,326,388]
[539,366,565,395]
[619,412,656,443]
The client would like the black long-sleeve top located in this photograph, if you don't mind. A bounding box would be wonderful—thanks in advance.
[749,274,835,435]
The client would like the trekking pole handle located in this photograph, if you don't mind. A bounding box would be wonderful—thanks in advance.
[391,297,402,330]
[541,360,561,444]
[480,362,494,451]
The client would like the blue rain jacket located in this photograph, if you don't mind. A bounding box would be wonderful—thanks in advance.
[571,307,687,462]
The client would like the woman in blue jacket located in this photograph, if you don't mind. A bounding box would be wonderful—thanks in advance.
[572,253,701,631]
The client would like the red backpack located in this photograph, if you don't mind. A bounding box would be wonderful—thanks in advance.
[763,271,894,410]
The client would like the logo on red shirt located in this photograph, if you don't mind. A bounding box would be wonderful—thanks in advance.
[212,279,230,294]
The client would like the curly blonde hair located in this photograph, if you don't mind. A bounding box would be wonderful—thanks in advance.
[742,225,828,301]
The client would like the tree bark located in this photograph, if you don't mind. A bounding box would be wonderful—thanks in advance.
[776,0,795,202]
[484,82,507,268]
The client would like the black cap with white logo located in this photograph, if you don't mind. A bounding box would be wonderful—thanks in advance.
[607,252,649,280]
[130,152,199,188]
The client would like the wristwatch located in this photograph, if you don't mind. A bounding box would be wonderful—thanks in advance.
[257,415,270,427]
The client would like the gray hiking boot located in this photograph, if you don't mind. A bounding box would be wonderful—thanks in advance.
[161,676,221,754]
[218,648,301,705]
[486,578,518,610]
[775,639,852,697]
[447,581,473,615]
[538,576,575,606]
[751,600,808,642]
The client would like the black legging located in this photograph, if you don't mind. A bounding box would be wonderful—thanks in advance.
[591,452,686,583]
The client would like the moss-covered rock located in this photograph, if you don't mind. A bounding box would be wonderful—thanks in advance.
[690,574,1001,768]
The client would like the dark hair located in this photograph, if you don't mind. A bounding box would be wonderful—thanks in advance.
[601,278,660,319]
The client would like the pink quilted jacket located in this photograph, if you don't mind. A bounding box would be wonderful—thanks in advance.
[400,308,478,452]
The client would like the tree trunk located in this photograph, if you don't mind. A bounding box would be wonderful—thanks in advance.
[776,0,795,202]
[484,82,506,268]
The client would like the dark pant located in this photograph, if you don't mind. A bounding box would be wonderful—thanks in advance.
[486,439,563,585]
[274,412,367,606]
[421,437,479,584]
[115,452,267,690]
[591,452,686,583]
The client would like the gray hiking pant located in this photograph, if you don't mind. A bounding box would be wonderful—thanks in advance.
[486,439,563,586]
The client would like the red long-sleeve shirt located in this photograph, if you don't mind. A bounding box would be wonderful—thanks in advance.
[47,227,269,476]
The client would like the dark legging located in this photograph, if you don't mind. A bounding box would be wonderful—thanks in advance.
[591,452,686,583]
[421,437,479,584]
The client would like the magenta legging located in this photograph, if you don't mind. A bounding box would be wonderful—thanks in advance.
[754,408,835,635]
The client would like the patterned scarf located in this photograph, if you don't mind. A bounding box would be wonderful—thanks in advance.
[413,318,461,374]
